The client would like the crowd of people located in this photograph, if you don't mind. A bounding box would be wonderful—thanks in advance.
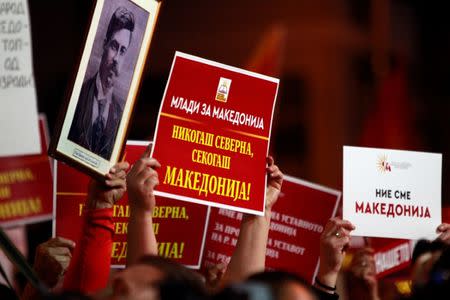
[1,146,449,300]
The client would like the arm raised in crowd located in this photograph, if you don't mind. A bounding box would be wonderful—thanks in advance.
[126,145,161,266]
[62,162,129,294]
[21,237,75,300]
[314,218,355,298]
[347,248,380,300]
[219,156,283,287]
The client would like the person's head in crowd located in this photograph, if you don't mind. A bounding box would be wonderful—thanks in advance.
[411,239,447,289]
[211,281,274,300]
[246,271,317,300]
[409,245,450,299]
[103,255,206,300]
[407,223,450,298]
[100,6,135,92]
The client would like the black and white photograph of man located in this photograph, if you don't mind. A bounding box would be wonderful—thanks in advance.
[69,0,148,159]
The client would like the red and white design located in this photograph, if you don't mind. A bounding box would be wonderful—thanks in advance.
[201,175,340,283]
[53,141,210,268]
[0,114,53,227]
[151,52,279,216]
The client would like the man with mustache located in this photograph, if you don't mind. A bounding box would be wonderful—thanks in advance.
[69,6,135,159]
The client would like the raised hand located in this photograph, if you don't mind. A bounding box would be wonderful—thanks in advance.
[86,161,129,209]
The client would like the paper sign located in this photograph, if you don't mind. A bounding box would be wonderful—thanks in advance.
[343,146,442,239]
[201,175,340,283]
[0,0,41,157]
[151,52,279,216]
[0,114,53,227]
[371,238,415,278]
[53,141,210,268]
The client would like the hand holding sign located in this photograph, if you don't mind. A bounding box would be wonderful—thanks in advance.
[265,156,283,213]
[55,142,211,268]
[126,145,161,265]
[86,162,129,209]
[436,223,450,244]
[349,248,379,299]
[219,157,283,287]
[126,146,161,212]
[350,248,378,293]
[316,218,355,293]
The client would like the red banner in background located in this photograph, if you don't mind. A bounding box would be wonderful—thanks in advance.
[352,206,450,280]
[151,52,279,216]
[371,238,414,279]
[201,175,340,283]
[54,141,210,268]
[372,207,449,277]
[0,114,53,227]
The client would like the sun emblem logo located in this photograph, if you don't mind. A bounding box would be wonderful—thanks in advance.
[377,155,392,172]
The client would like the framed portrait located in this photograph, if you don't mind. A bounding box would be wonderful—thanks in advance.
[49,0,161,179]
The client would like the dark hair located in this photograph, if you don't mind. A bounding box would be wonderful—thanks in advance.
[137,255,207,300]
[410,246,450,299]
[412,239,447,263]
[428,246,450,285]
[247,271,314,300]
[212,282,274,300]
[0,284,17,300]
[43,291,91,300]
[105,6,135,44]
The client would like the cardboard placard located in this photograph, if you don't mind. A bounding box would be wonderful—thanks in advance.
[151,52,279,216]
[53,141,210,268]
[201,175,340,283]
[370,238,415,278]
[343,146,442,240]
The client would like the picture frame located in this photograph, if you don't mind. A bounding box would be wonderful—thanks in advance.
[49,0,161,180]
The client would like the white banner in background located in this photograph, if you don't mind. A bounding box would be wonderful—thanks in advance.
[0,0,40,157]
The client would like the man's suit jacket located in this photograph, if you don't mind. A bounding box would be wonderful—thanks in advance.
[68,74,123,160]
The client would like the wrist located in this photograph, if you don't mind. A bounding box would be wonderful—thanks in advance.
[316,267,339,293]
[369,286,380,300]
[86,196,113,210]
[129,193,155,213]
[264,208,272,221]
[371,293,381,300]
[314,276,337,294]
[314,275,336,294]
[130,205,154,220]
[242,212,271,227]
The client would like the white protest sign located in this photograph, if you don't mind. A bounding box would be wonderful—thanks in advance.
[343,146,442,240]
[0,0,40,157]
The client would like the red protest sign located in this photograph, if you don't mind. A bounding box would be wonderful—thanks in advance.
[375,242,414,279]
[368,238,414,279]
[362,207,443,279]
[151,52,279,216]
[0,114,53,227]
[53,141,210,268]
[201,175,340,283]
